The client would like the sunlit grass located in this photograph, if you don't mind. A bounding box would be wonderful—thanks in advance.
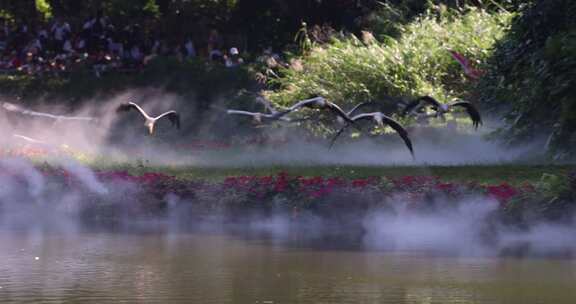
[84,162,574,185]
[8,145,572,185]
[267,6,513,120]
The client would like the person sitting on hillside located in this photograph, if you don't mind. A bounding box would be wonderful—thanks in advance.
[183,36,196,58]
[225,47,243,68]
[209,48,224,63]
[207,28,222,54]
[107,33,124,58]
[51,17,71,53]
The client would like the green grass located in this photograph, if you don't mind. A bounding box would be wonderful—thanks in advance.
[85,162,575,185]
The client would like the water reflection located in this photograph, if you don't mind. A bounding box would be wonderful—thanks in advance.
[0,230,575,303]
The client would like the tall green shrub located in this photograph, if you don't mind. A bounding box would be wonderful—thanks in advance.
[268,6,512,121]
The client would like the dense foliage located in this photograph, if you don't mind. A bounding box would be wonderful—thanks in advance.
[266,6,511,130]
[475,0,576,157]
[0,0,525,51]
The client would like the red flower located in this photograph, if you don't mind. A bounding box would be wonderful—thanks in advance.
[259,175,273,185]
[486,183,519,203]
[352,179,370,188]
[309,187,330,199]
[326,177,345,188]
[436,182,455,192]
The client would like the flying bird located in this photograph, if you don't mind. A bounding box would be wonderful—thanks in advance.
[333,101,376,125]
[12,134,61,153]
[13,134,51,146]
[402,96,482,129]
[226,109,297,125]
[286,96,360,127]
[449,50,485,80]
[2,102,100,124]
[116,102,180,135]
[236,90,286,114]
[330,112,414,157]
[254,94,285,114]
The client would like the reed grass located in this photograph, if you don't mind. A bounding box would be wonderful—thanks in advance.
[267,6,512,114]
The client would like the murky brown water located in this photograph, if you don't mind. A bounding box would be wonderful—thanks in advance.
[0,231,575,303]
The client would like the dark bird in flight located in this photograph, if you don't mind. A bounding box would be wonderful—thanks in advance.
[402,96,482,129]
[332,101,376,126]
[116,102,180,135]
[287,96,358,125]
[2,102,100,124]
[330,112,414,158]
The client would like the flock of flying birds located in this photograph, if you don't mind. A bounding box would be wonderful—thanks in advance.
[226,94,483,157]
[0,93,482,158]
[1,101,181,151]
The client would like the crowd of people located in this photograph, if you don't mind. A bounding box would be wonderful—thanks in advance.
[0,12,247,77]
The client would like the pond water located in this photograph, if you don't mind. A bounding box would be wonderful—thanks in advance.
[1,229,575,304]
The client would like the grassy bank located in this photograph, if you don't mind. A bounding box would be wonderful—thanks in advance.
[83,162,575,185]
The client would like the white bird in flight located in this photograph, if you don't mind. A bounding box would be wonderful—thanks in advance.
[116,102,180,135]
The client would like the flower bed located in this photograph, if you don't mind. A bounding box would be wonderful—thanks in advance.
[1,164,572,228]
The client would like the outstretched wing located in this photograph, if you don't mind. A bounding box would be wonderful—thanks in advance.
[116,102,149,119]
[379,114,414,157]
[329,114,374,148]
[326,101,357,125]
[3,102,97,122]
[3,102,59,120]
[227,109,258,116]
[333,113,414,157]
[288,96,324,111]
[157,111,180,129]
[449,101,482,129]
[346,101,374,116]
